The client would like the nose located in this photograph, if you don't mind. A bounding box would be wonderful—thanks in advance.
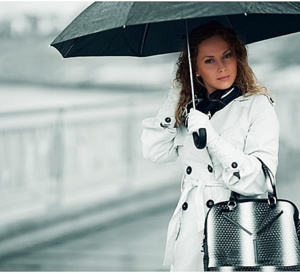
[217,60,226,73]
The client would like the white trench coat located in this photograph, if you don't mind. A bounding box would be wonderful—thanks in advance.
[141,93,279,271]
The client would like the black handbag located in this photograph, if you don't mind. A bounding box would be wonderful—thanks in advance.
[203,159,300,271]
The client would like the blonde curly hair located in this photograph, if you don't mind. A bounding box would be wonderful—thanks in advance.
[174,22,270,125]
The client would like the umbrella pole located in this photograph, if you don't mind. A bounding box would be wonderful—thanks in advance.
[185,20,196,109]
[185,20,207,149]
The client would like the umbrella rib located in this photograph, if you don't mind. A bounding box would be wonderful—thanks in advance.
[121,29,140,56]
[64,39,76,58]
[225,15,234,30]
[125,2,135,26]
[140,23,149,56]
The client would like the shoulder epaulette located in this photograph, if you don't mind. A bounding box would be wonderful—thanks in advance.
[263,94,275,106]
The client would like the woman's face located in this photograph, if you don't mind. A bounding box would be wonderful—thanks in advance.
[196,35,237,94]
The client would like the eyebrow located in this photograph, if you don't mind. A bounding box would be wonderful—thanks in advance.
[201,49,231,61]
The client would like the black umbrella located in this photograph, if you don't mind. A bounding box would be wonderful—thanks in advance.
[51,2,300,58]
[51,1,300,148]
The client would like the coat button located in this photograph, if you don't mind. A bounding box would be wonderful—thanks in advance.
[186,166,192,175]
[206,199,215,208]
[165,117,171,123]
[231,162,238,168]
[208,165,213,173]
[182,202,188,210]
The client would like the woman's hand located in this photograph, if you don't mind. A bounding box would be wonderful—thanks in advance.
[187,108,218,145]
[187,108,209,133]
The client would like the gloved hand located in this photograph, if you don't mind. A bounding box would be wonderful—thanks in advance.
[187,108,218,145]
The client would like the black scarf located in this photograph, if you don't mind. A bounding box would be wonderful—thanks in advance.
[196,85,243,116]
[182,85,243,126]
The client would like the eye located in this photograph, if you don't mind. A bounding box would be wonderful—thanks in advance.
[204,59,214,64]
[224,53,232,59]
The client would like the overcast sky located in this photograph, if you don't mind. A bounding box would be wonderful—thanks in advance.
[0,1,92,20]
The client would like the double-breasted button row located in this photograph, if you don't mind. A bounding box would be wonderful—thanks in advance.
[208,165,213,173]
[186,166,192,175]
[187,165,213,174]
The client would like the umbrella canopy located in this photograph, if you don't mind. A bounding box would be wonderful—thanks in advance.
[51,1,300,58]
[51,1,300,150]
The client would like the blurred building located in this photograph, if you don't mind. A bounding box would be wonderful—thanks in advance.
[0,2,300,271]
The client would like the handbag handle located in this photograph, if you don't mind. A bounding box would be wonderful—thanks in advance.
[258,157,277,199]
[229,157,277,208]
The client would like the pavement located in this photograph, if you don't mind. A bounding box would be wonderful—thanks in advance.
[0,182,180,271]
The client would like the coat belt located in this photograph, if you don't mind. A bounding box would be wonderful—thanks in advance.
[163,175,224,266]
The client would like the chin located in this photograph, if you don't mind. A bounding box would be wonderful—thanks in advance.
[218,83,233,90]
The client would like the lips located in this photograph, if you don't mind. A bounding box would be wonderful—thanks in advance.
[217,76,230,81]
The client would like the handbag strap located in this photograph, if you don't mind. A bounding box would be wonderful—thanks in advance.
[256,157,277,199]
[230,157,277,206]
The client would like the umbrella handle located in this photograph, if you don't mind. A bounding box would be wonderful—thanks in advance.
[193,128,207,149]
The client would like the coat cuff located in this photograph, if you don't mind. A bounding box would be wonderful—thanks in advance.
[157,115,176,129]
[208,136,246,185]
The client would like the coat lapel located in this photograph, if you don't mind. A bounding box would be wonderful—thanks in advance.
[177,97,247,166]
[210,98,246,135]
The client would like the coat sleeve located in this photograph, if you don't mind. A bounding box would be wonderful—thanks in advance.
[141,117,178,163]
[141,90,179,163]
[220,95,280,196]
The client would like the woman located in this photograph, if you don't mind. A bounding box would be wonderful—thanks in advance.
[141,22,279,271]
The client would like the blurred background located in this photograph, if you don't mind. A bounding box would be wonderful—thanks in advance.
[0,1,299,271]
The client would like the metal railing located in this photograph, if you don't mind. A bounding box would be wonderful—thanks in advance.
[0,95,182,228]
